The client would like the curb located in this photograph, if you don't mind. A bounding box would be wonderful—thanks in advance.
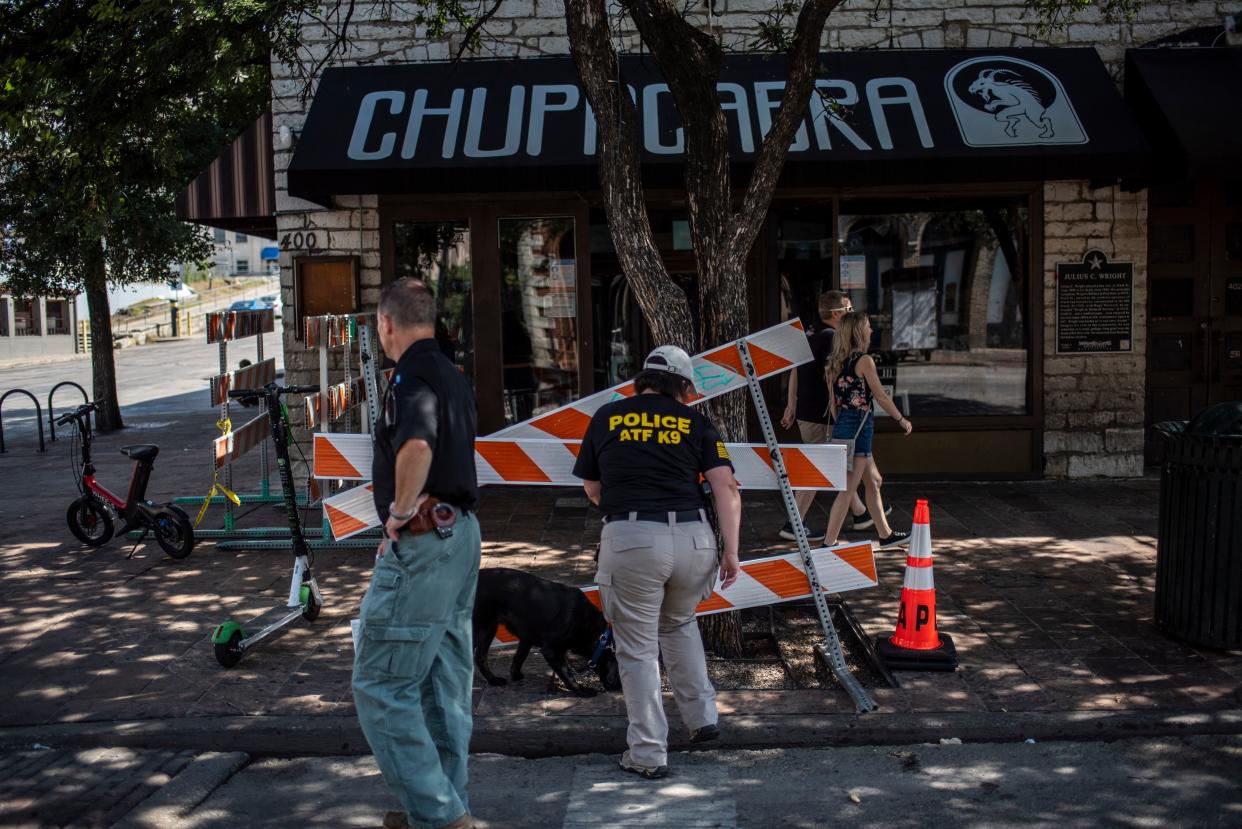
[2,709,1240,759]
[112,751,248,829]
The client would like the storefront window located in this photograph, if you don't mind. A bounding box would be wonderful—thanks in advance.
[838,197,1030,416]
[45,300,69,335]
[393,220,474,379]
[0,298,9,337]
[499,217,578,423]
[776,206,834,331]
[14,299,39,336]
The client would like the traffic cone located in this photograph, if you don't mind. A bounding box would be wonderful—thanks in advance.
[875,499,957,671]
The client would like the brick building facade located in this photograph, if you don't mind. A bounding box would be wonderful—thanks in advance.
[262,0,1238,478]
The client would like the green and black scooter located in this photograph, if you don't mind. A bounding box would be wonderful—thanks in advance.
[211,382,324,668]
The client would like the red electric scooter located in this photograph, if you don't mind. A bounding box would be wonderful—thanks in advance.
[58,402,194,559]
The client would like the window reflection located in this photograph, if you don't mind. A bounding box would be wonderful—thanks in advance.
[838,199,1029,416]
[499,217,579,424]
[393,220,474,379]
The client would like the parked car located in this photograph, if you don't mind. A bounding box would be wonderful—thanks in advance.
[227,299,267,313]
[160,284,198,302]
[259,293,283,319]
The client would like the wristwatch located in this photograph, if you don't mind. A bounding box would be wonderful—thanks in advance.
[389,502,416,522]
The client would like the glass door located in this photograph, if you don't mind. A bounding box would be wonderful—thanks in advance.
[497,217,580,424]
[391,219,474,379]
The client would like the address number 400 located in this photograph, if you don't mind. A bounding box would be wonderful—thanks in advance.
[280,231,320,251]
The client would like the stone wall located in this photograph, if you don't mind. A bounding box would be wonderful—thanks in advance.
[1041,181,1148,478]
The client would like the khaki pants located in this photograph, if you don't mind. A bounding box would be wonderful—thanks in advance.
[595,515,720,767]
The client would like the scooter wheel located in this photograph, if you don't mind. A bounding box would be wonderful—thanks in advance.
[152,506,194,560]
[213,629,245,668]
[67,495,114,547]
[300,584,322,622]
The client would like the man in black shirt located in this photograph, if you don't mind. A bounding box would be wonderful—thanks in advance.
[353,278,480,829]
[779,290,885,540]
[573,345,741,780]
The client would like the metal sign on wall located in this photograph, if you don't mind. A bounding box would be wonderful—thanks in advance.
[1056,249,1133,354]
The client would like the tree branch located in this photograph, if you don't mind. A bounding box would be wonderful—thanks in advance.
[454,0,505,61]
[564,0,694,350]
[730,0,842,263]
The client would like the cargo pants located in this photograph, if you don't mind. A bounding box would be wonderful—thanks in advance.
[353,513,481,829]
[595,514,720,768]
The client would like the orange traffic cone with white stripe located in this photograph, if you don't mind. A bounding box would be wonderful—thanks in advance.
[875,499,957,671]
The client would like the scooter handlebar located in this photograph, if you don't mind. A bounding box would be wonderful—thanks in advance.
[227,384,320,400]
[55,402,98,426]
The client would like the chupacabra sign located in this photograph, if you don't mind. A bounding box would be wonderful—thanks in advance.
[945,56,1087,146]
[288,48,1144,199]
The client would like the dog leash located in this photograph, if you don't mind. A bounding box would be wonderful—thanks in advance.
[587,627,614,668]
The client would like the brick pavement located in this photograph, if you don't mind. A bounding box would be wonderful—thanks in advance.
[0,407,1239,738]
[0,747,194,828]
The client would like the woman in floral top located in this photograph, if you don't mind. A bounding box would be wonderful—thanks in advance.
[822,312,913,549]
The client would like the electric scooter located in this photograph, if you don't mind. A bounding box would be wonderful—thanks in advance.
[211,382,323,668]
[58,402,195,559]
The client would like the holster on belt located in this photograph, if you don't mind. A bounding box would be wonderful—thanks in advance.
[402,496,458,536]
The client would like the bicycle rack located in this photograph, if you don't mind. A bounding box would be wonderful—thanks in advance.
[47,381,89,442]
[0,389,46,453]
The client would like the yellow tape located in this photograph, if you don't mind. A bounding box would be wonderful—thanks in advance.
[217,417,232,434]
[193,479,241,527]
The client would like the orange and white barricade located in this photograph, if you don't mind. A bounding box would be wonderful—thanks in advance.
[315,433,847,540]
[488,319,811,440]
[210,357,277,406]
[460,540,875,649]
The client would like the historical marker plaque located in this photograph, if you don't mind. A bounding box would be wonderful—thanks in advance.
[1056,249,1133,354]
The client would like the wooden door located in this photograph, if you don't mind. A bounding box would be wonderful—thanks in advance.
[1146,179,1242,461]
[1208,181,1242,406]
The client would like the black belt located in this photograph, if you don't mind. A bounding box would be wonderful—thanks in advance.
[604,509,705,525]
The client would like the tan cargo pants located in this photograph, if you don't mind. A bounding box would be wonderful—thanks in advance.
[595,513,720,767]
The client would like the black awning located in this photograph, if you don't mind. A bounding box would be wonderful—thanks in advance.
[176,112,277,238]
[1125,47,1242,177]
[288,48,1149,203]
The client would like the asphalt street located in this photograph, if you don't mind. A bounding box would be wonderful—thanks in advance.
[129,736,1241,829]
[0,329,284,430]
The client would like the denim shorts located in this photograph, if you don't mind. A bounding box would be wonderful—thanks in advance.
[832,409,873,457]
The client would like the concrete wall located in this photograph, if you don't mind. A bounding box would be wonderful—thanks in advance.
[270,0,1230,473]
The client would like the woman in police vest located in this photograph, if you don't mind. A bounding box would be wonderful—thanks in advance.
[572,346,742,780]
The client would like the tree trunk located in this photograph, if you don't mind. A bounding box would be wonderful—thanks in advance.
[565,0,845,658]
[565,0,694,350]
[84,238,123,431]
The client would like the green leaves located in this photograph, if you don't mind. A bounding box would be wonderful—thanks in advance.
[1022,0,1142,32]
[0,0,311,294]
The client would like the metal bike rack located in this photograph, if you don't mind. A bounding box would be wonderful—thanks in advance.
[0,389,46,453]
[47,381,89,442]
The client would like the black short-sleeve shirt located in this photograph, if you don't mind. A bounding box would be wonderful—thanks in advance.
[372,338,478,522]
[795,325,835,424]
[572,393,733,514]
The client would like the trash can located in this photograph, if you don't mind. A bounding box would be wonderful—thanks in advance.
[1153,402,1242,649]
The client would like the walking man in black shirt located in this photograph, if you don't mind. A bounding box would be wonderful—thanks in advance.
[573,345,742,780]
[353,278,480,829]
[779,290,887,540]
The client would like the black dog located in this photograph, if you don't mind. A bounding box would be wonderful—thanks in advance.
[473,567,621,697]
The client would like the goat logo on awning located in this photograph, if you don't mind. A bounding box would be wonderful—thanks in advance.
[945,56,1087,147]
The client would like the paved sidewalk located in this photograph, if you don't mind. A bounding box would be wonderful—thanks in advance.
[0,397,1239,754]
[30,736,1239,829]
